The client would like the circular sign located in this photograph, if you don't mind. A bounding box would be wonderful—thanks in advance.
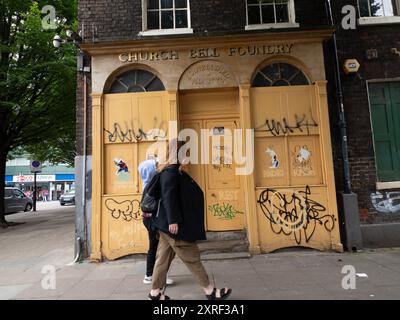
[32,161,41,168]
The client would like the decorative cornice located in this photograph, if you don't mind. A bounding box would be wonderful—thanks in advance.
[80,29,334,56]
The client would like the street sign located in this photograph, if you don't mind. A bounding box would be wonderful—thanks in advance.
[30,160,42,173]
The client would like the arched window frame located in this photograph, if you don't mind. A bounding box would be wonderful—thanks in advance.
[251,62,310,87]
[108,69,166,94]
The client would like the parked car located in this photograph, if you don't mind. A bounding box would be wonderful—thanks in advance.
[60,189,75,206]
[4,187,33,215]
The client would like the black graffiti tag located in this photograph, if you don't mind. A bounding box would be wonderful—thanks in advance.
[105,199,141,222]
[257,186,336,244]
[104,119,168,143]
[256,114,318,136]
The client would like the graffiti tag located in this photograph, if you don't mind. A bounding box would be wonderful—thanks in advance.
[256,114,318,136]
[208,203,244,220]
[371,191,400,214]
[257,186,336,244]
[105,199,141,222]
[104,119,168,143]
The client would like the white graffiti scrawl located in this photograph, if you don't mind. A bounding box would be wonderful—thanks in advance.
[371,191,400,214]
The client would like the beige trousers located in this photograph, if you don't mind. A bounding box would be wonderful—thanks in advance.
[152,232,210,289]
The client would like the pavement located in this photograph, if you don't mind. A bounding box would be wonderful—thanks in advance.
[1,201,400,300]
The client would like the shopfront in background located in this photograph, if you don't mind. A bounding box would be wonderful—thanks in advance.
[82,30,343,261]
[5,174,75,200]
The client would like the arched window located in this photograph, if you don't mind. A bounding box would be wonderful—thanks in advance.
[252,63,310,87]
[109,69,165,93]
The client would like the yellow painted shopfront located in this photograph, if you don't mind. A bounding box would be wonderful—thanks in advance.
[82,30,343,261]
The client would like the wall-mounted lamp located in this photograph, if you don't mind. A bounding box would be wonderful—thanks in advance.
[52,30,82,48]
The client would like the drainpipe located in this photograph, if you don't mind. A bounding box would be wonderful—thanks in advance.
[74,51,89,261]
[325,0,352,194]
[82,67,88,257]
[324,0,363,251]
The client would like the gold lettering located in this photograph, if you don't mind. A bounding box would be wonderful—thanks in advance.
[189,49,198,58]
[285,43,293,53]
[198,49,207,58]
[149,52,159,61]
[139,52,148,60]
[119,53,129,63]
[128,52,138,62]
[210,48,220,57]
[238,47,246,56]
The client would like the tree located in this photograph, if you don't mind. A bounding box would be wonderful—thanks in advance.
[0,0,77,227]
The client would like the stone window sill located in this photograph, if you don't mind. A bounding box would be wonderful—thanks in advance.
[245,23,300,31]
[358,16,400,26]
[376,181,400,190]
[139,28,193,36]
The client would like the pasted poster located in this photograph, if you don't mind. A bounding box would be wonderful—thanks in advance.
[292,145,316,177]
[264,147,284,178]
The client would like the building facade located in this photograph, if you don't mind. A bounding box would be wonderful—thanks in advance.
[328,0,400,247]
[75,0,399,260]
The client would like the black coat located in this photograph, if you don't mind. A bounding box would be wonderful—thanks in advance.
[154,164,206,242]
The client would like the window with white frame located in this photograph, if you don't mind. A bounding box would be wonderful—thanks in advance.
[145,0,190,31]
[246,0,298,29]
[359,0,399,18]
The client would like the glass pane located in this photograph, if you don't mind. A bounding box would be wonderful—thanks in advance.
[247,0,260,4]
[359,0,370,16]
[252,73,271,87]
[276,4,289,22]
[279,63,297,80]
[175,0,187,8]
[161,10,174,28]
[147,11,160,29]
[148,0,159,9]
[370,0,384,16]
[147,78,166,91]
[175,10,188,28]
[272,79,290,86]
[161,0,173,9]
[110,81,127,93]
[136,70,155,86]
[382,0,395,16]
[261,4,275,23]
[290,72,309,85]
[263,64,281,80]
[5,189,12,197]
[248,5,261,24]
[128,85,146,93]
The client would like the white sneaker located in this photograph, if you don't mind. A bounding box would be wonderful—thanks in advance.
[143,276,152,284]
[143,275,174,285]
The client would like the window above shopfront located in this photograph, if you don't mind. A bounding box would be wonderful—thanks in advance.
[252,63,309,87]
[245,0,299,30]
[358,0,400,25]
[140,0,193,36]
[108,69,165,94]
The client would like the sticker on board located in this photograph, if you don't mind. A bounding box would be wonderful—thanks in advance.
[114,158,131,182]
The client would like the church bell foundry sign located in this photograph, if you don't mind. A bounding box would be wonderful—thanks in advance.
[118,44,294,89]
[118,43,294,63]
